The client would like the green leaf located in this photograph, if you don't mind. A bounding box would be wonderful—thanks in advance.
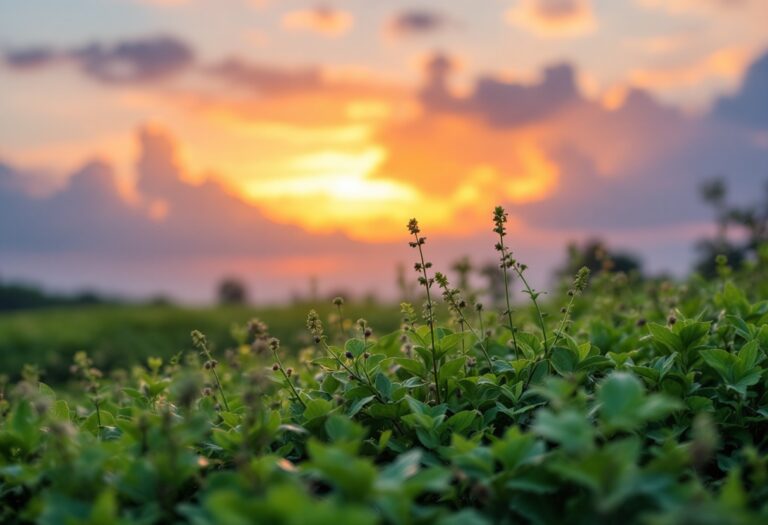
[444,410,478,434]
[532,408,594,454]
[438,357,465,382]
[304,398,334,420]
[51,400,70,422]
[345,339,367,358]
[648,323,682,353]
[550,346,579,375]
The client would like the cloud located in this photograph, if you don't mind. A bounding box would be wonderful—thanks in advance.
[207,58,323,95]
[713,49,768,129]
[419,52,581,127]
[4,47,58,69]
[0,127,352,257]
[361,49,768,239]
[628,47,751,92]
[3,35,194,84]
[281,6,353,37]
[506,0,597,38]
[636,0,748,15]
[385,10,452,38]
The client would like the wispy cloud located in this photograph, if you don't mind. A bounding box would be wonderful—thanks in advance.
[3,35,194,84]
[385,10,453,38]
[281,5,354,37]
[506,0,597,38]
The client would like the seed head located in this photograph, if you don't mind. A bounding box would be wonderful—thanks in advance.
[573,266,590,293]
[306,310,324,340]
[269,338,280,351]
[247,319,269,339]
[345,351,354,359]
[191,330,207,349]
[332,296,344,307]
[407,218,420,235]
[272,363,279,371]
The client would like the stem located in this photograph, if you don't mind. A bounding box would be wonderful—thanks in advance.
[512,266,549,352]
[413,232,442,404]
[93,398,102,429]
[320,340,385,404]
[497,234,519,357]
[336,304,345,343]
[209,367,231,412]
[550,293,577,357]
[439,286,493,370]
[271,349,305,408]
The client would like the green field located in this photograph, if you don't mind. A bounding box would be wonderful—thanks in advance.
[0,303,401,384]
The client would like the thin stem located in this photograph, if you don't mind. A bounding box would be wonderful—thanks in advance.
[320,340,385,404]
[438,284,493,370]
[497,233,519,357]
[512,266,548,351]
[336,304,345,343]
[550,293,577,356]
[413,232,442,404]
[271,349,305,408]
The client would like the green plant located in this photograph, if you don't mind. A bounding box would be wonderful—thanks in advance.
[1,208,768,524]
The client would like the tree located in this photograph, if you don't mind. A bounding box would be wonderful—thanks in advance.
[694,177,768,276]
[217,277,248,305]
[556,239,642,280]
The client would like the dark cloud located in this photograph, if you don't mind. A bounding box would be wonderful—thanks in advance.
[386,10,451,37]
[0,128,351,257]
[207,58,323,95]
[3,47,57,69]
[712,49,768,129]
[420,52,581,126]
[3,35,194,83]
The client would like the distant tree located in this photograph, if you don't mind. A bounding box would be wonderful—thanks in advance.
[557,239,642,280]
[694,177,768,276]
[217,277,248,305]
[479,261,508,308]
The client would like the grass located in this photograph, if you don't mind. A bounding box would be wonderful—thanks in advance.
[0,303,400,383]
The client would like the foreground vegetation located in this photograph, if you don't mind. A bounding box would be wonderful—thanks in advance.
[2,208,768,524]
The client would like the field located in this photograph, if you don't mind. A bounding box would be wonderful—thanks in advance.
[0,303,400,384]
[1,211,767,524]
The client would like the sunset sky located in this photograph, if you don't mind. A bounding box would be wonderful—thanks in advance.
[2,0,768,302]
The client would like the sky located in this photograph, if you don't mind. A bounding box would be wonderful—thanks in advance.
[1,0,768,303]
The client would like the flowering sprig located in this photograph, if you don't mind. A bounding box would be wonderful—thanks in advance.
[307,308,386,405]
[493,206,548,354]
[191,330,230,412]
[549,266,590,355]
[434,272,493,369]
[268,336,305,408]
[408,218,441,404]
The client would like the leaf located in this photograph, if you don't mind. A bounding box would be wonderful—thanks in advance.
[648,323,682,353]
[438,357,465,382]
[444,410,478,434]
[700,349,735,382]
[304,398,334,420]
[738,340,760,369]
[347,395,375,417]
[394,358,426,377]
[345,339,367,358]
[325,414,365,444]
[598,372,645,429]
[374,372,392,400]
[550,346,579,375]
[51,400,70,422]
[532,408,594,454]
